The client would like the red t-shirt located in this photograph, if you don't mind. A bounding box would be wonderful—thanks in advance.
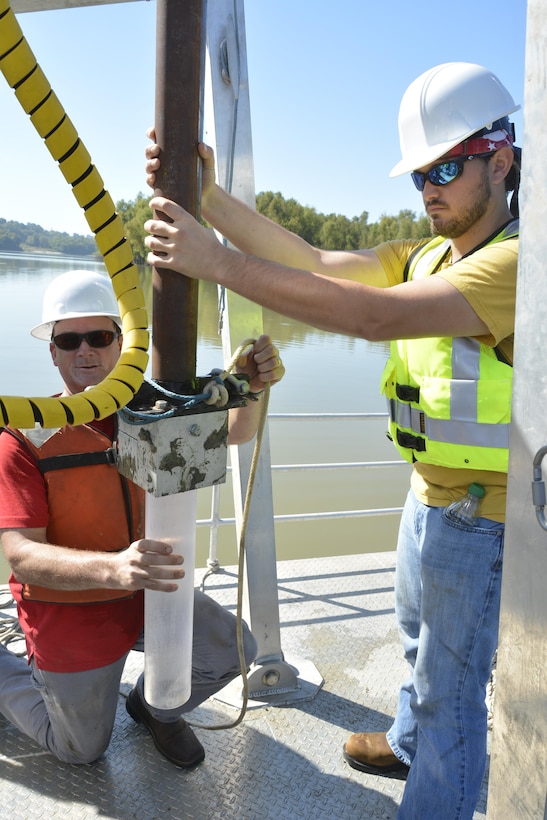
[0,418,144,673]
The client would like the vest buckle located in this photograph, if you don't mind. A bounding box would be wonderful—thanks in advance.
[397,429,426,452]
[396,384,420,403]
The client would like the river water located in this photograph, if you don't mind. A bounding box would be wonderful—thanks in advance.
[0,252,409,577]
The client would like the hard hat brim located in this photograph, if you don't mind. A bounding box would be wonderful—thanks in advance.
[31,312,122,341]
[389,102,521,178]
[389,137,464,177]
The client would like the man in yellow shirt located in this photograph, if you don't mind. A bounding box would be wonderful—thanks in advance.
[143,62,520,819]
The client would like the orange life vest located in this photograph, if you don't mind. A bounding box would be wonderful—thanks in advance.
[6,422,145,604]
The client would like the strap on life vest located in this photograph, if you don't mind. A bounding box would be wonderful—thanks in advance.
[36,444,138,547]
[37,447,117,474]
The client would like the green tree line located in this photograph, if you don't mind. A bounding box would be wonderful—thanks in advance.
[0,217,97,256]
[255,192,431,249]
[0,192,431,261]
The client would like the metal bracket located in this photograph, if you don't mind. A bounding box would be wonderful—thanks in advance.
[116,377,246,497]
[531,445,547,531]
[214,654,324,709]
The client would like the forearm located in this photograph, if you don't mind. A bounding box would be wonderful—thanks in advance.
[228,393,265,445]
[203,184,387,282]
[203,183,322,271]
[146,198,490,341]
[145,197,392,337]
[217,248,386,339]
[1,531,119,591]
[148,141,385,280]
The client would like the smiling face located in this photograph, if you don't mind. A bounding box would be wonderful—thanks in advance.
[49,316,122,396]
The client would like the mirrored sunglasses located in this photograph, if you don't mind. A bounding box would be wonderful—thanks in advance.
[52,330,119,351]
[411,152,493,192]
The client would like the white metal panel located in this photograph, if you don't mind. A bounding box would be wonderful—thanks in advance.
[205,0,283,663]
[204,0,321,699]
[204,0,284,657]
[487,1,547,816]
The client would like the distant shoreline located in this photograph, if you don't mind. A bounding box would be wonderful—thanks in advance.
[1,246,98,258]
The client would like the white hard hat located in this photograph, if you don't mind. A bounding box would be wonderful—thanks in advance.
[390,62,520,177]
[31,270,122,340]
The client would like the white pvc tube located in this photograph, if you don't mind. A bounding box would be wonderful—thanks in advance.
[143,490,197,710]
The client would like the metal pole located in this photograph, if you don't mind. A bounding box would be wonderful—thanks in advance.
[140,0,205,710]
[152,0,205,387]
[205,0,322,706]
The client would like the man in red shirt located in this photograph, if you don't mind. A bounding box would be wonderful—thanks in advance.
[0,269,285,768]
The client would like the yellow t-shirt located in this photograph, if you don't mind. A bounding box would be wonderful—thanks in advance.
[372,235,518,522]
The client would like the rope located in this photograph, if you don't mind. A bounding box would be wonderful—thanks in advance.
[0,588,26,656]
[189,376,271,731]
[118,339,259,425]
[0,617,26,656]
[486,651,497,730]
[201,338,258,407]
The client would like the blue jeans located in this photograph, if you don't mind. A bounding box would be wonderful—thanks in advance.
[387,489,504,820]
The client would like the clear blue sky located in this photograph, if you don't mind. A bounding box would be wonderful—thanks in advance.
[0,0,528,237]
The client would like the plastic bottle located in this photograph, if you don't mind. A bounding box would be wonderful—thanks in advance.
[446,482,485,525]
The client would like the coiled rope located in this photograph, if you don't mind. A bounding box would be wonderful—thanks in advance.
[119,338,259,426]
[0,0,149,428]
[0,586,25,656]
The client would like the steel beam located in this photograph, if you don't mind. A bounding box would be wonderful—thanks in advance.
[487,0,547,816]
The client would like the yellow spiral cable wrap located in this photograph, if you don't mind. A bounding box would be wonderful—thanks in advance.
[0,0,149,428]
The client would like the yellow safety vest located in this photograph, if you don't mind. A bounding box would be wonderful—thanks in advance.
[381,220,518,472]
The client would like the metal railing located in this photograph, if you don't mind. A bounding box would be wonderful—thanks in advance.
[198,411,409,568]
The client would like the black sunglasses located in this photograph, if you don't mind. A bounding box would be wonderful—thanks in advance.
[52,330,120,351]
[411,152,494,192]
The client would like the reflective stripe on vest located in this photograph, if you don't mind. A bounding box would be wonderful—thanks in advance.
[388,337,511,448]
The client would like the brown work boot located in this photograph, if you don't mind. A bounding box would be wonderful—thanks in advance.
[343,731,409,780]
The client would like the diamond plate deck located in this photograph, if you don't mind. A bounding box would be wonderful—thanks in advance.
[0,552,489,818]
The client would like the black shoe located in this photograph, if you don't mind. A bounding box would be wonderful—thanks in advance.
[126,686,205,768]
[343,746,410,779]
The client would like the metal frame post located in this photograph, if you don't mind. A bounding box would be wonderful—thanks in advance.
[204,0,322,705]
[487,1,547,815]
